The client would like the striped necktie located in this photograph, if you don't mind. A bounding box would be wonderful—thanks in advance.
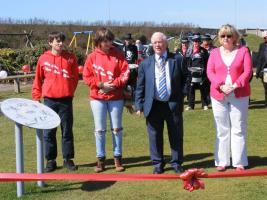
[158,56,167,100]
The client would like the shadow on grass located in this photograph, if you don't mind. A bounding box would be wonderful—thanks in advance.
[26,180,116,194]
[248,156,267,168]
[81,181,116,192]
[26,181,83,195]
[184,153,213,161]
[80,153,214,170]
[249,100,266,109]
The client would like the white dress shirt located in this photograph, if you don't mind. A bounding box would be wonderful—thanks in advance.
[154,52,171,101]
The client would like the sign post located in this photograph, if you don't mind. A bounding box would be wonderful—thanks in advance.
[0,98,60,197]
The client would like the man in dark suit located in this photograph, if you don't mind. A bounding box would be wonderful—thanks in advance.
[256,32,267,108]
[135,32,186,174]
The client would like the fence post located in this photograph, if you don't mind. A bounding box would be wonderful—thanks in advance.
[14,78,20,93]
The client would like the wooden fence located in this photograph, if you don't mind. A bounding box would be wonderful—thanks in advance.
[0,74,35,93]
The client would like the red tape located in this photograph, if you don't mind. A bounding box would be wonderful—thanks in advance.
[1,169,267,192]
[0,173,180,182]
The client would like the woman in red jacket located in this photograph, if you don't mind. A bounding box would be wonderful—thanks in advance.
[207,24,252,172]
[83,27,129,173]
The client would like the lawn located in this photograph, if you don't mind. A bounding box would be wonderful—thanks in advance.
[0,78,267,200]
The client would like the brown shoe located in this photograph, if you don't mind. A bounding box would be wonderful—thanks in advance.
[94,157,105,173]
[114,156,125,172]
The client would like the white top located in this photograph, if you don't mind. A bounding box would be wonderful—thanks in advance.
[220,46,238,96]
[0,98,60,129]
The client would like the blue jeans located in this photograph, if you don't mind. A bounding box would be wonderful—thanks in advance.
[43,97,75,160]
[90,100,124,158]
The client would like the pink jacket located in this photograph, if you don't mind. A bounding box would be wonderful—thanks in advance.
[207,46,252,100]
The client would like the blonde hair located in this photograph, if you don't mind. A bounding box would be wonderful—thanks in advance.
[218,24,240,45]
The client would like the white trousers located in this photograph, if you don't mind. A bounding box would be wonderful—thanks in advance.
[211,95,249,167]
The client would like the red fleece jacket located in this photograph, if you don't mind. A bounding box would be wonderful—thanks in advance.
[83,47,129,100]
[32,50,79,101]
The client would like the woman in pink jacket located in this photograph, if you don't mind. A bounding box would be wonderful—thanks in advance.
[83,28,129,173]
[207,24,252,172]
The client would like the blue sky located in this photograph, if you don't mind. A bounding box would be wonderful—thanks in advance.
[1,0,266,29]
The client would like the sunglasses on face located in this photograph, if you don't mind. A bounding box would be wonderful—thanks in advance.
[220,34,232,39]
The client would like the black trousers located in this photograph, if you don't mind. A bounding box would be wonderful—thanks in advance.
[188,81,209,109]
[43,97,75,160]
[263,80,267,107]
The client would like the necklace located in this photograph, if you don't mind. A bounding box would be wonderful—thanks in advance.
[221,45,236,54]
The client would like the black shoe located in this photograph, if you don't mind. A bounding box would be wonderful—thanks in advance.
[173,165,184,174]
[44,160,57,172]
[63,159,78,171]
[153,167,164,174]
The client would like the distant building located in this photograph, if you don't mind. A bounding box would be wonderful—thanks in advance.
[245,28,267,37]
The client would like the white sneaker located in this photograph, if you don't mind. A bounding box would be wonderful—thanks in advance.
[203,106,208,110]
[185,106,192,111]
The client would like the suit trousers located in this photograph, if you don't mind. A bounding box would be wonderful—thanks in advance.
[146,100,183,170]
[262,80,267,107]
[211,95,249,167]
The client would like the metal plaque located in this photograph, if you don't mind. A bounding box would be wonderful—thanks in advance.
[0,98,60,129]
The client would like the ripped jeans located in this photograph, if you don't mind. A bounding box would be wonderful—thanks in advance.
[90,100,124,158]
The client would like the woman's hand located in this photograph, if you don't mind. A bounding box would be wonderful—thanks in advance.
[98,81,116,94]
[220,84,236,95]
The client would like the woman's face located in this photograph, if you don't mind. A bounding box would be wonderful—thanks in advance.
[99,39,113,52]
[220,32,234,47]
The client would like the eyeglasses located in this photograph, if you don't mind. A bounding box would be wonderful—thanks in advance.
[220,34,232,39]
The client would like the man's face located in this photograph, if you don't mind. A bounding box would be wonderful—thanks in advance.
[49,38,64,52]
[125,39,132,45]
[152,35,167,56]
[193,40,200,48]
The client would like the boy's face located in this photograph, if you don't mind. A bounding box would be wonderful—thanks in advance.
[49,38,64,53]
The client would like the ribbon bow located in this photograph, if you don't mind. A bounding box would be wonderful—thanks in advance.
[179,168,206,192]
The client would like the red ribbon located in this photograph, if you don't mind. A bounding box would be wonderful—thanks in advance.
[2,169,267,192]
[179,168,206,192]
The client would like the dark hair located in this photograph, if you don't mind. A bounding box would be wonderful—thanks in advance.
[48,32,66,43]
[94,27,115,47]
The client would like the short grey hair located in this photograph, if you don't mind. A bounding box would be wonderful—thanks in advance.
[151,32,167,43]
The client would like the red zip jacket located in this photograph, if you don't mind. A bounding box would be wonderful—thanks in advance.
[83,47,129,100]
[32,50,79,101]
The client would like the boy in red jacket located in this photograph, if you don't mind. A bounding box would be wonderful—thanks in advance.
[32,32,79,172]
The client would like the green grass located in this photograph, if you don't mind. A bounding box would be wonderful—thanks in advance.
[0,79,267,200]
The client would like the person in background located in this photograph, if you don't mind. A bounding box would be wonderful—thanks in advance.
[207,24,252,172]
[83,27,129,173]
[256,32,267,108]
[123,33,138,64]
[201,33,216,54]
[135,32,186,174]
[176,37,190,57]
[176,37,190,99]
[185,34,209,111]
[201,33,216,105]
[32,31,79,172]
[135,39,145,64]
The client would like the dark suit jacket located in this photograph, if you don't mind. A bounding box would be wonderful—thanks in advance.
[256,42,267,78]
[135,52,186,117]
